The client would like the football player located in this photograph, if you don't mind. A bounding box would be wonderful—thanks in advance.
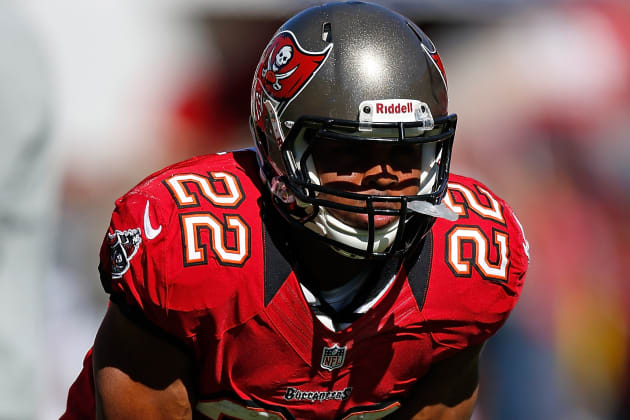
[61,2,529,419]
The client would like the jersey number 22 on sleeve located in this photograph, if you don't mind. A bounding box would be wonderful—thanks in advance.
[443,182,509,282]
[164,172,251,267]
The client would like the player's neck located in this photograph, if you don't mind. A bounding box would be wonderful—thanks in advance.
[261,198,393,291]
[291,231,383,291]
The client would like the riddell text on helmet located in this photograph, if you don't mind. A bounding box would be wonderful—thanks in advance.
[375,102,413,114]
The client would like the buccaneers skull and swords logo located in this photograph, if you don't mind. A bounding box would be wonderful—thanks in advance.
[252,30,332,119]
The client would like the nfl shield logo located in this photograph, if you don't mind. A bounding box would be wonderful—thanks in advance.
[320,344,347,371]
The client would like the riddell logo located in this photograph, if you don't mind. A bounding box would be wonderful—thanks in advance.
[375,102,413,114]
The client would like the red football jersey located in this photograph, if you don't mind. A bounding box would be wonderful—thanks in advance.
[61,149,528,420]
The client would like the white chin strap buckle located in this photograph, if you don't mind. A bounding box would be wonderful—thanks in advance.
[408,201,458,221]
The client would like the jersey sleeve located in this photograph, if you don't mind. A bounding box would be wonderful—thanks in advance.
[97,151,267,343]
[423,175,529,361]
[97,188,192,340]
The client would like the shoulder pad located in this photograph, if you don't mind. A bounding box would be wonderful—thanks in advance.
[98,150,268,339]
[419,174,529,358]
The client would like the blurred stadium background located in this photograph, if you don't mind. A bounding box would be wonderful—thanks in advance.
[1,0,629,419]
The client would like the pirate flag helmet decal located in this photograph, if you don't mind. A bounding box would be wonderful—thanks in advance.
[252,30,332,135]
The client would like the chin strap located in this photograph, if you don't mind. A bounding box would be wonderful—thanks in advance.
[408,200,459,221]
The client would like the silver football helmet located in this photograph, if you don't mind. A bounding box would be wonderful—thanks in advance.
[251,1,457,259]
